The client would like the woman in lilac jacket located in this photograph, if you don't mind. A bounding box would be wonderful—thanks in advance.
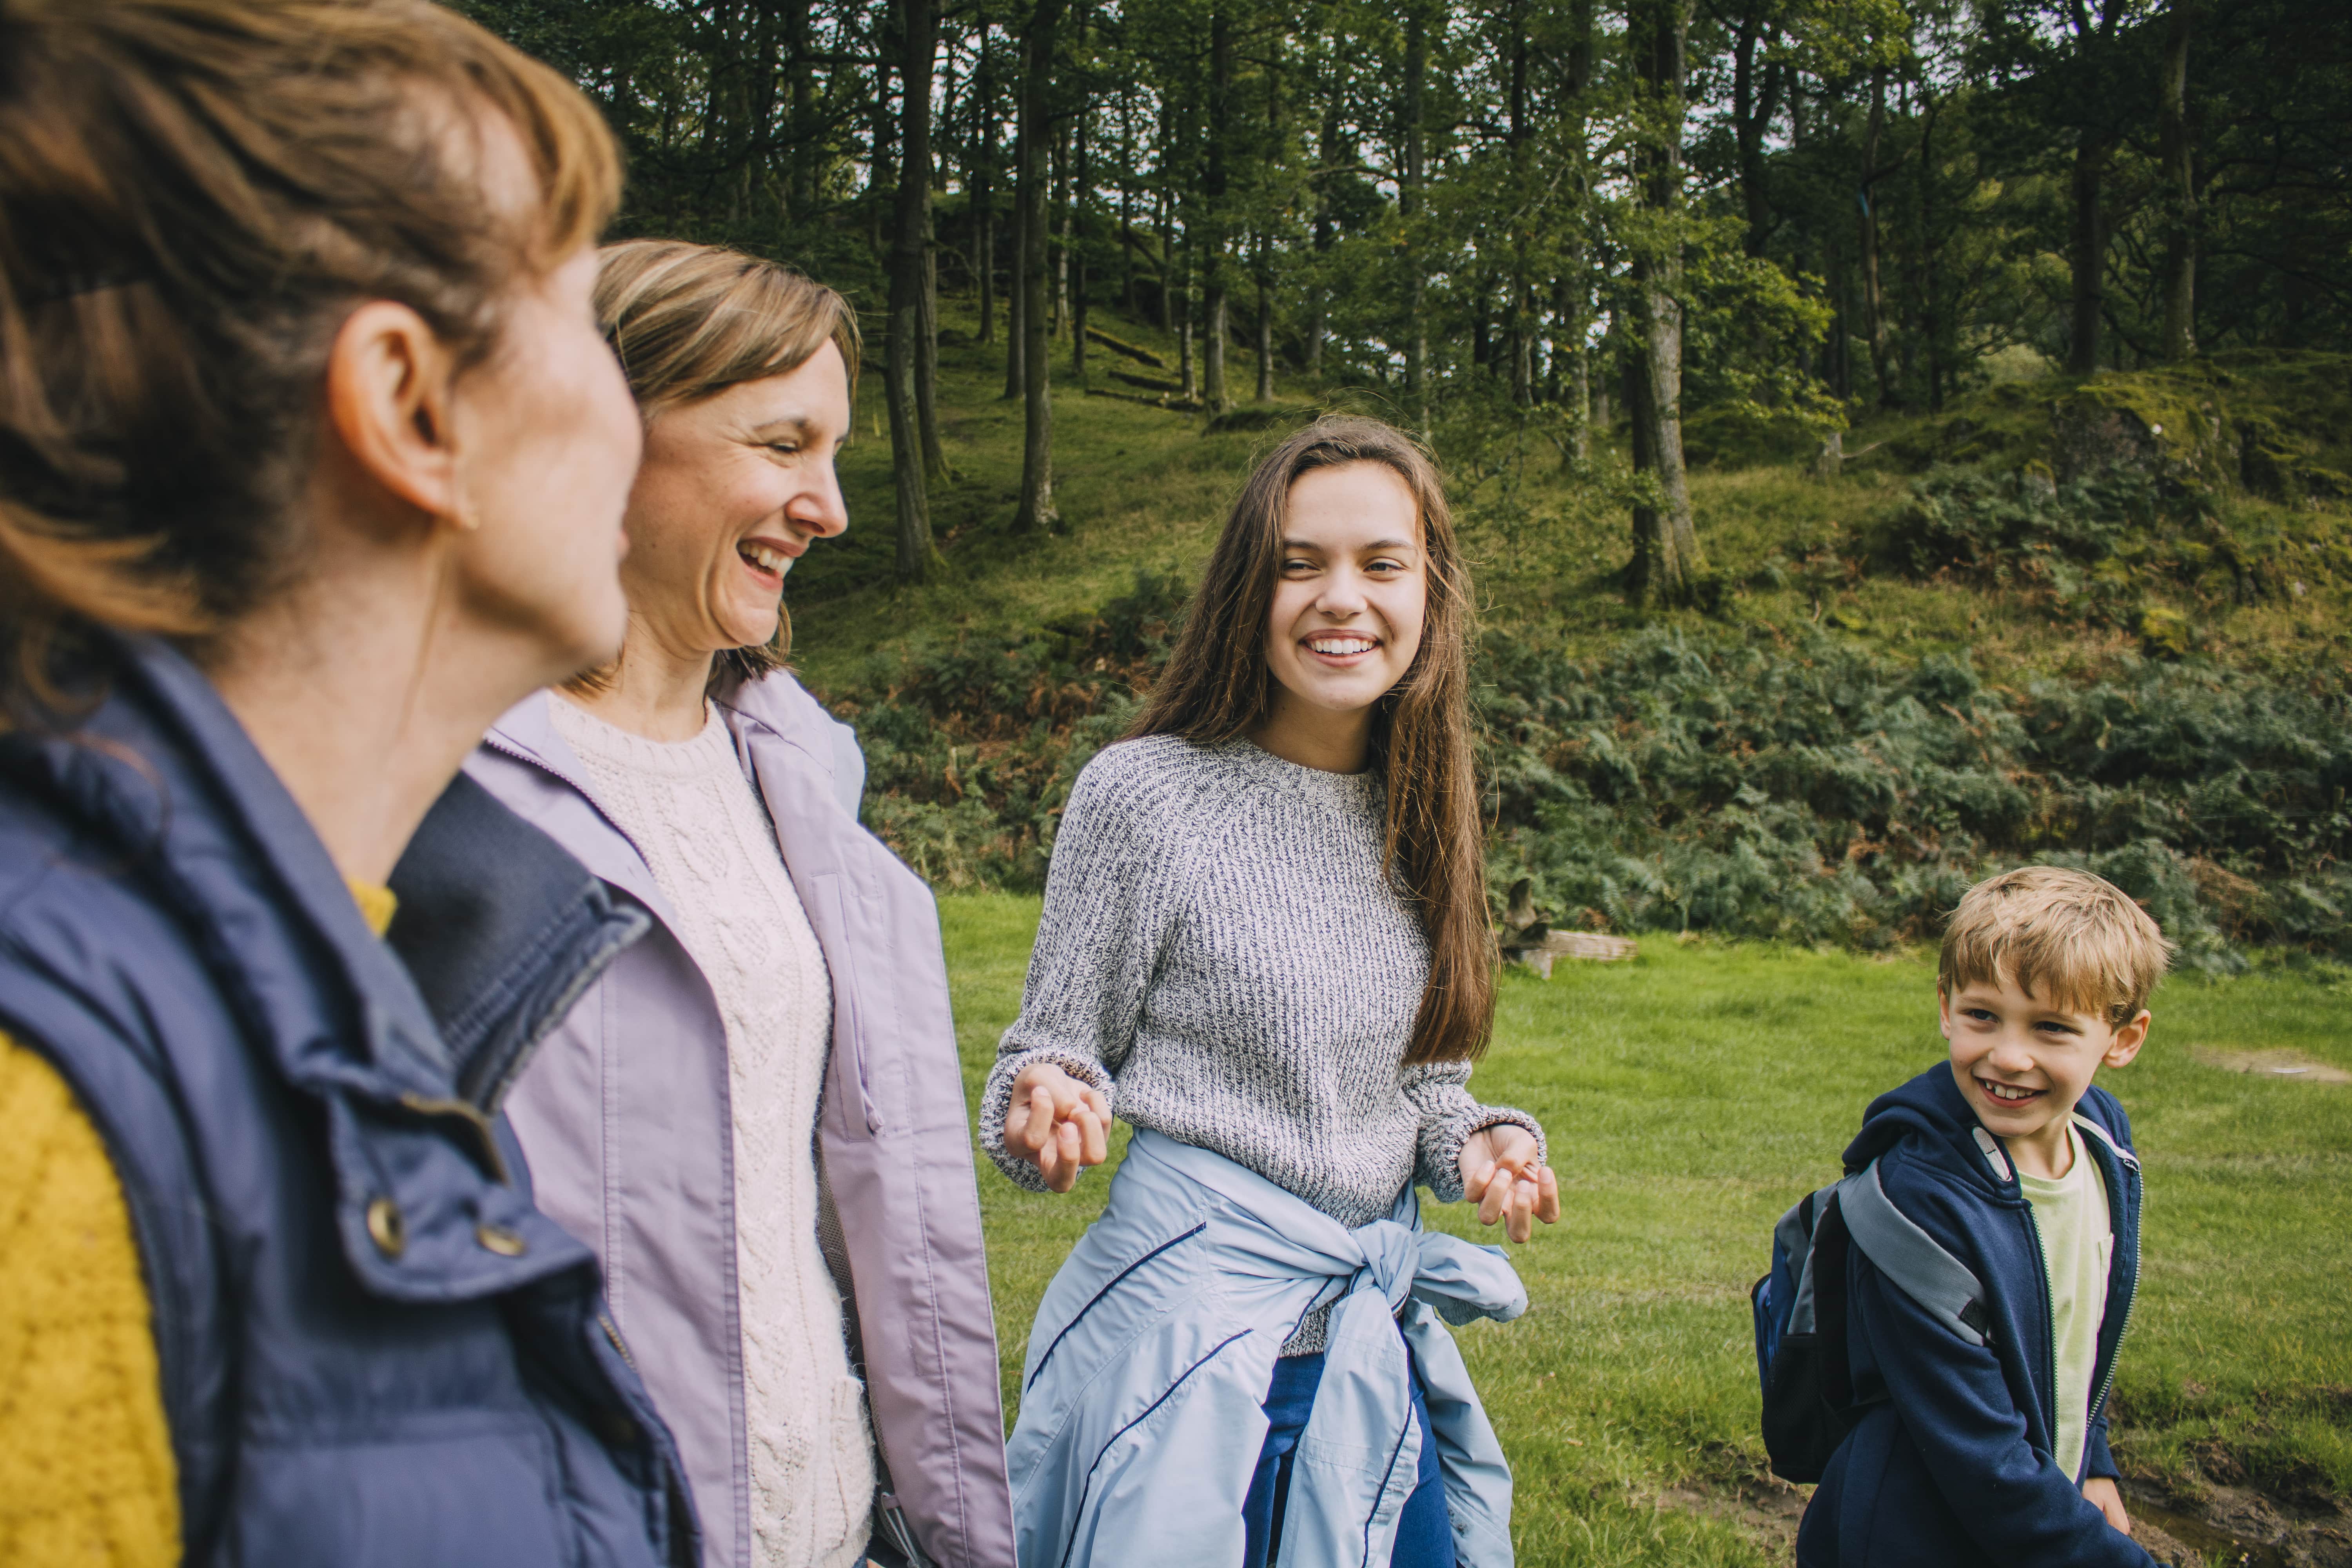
[450,241,1013,1568]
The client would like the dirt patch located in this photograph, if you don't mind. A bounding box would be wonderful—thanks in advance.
[2122,1479,2352,1568]
[2195,1048,2352,1085]
[1655,1472,1810,1557]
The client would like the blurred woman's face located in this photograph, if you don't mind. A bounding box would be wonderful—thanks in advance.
[445,243,642,675]
[617,341,853,661]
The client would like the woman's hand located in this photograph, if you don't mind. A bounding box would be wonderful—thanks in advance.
[1459,1125,1561,1243]
[1002,1062,1112,1193]
[2082,1476,2132,1535]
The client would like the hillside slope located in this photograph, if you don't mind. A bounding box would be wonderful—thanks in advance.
[788,303,2352,960]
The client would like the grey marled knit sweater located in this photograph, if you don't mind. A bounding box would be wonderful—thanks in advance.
[980,735,1544,1351]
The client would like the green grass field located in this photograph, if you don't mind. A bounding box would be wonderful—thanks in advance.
[938,893,2352,1565]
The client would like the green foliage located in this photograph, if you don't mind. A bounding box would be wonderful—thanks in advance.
[1480,627,2352,962]
[819,559,2352,965]
[813,570,1189,889]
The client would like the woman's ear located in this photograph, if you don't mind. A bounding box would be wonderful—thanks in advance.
[322,300,464,526]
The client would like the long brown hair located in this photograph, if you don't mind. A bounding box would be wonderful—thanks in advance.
[1131,415,1494,1065]
[0,0,621,732]
[584,238,860,690]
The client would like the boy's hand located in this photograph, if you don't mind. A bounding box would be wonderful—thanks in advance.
[1003,1062,1111,1193]
[2082,1477,2131,1535]
[1460,1125,1561,1243]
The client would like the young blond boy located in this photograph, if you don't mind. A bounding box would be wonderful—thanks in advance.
[1797,866,2172,1567]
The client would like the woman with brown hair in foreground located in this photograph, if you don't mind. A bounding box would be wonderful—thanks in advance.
[0,2,691,1562]
[437,239,1014,1568]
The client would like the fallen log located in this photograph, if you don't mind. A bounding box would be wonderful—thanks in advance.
[1501,928,1638,978]
[1088,325,1169,369]
[1084,386,1204,412]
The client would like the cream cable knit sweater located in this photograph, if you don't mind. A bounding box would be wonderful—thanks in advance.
[551,697,873,1568]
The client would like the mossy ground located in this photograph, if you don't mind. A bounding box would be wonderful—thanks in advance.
[944,895,2352,1564]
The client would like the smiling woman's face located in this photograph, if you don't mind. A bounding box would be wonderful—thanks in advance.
[1260,460,1428,726]
[618,339,851,659]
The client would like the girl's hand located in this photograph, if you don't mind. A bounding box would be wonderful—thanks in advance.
[1003,1062,1112,1194]
[1459,1125,1561,1244]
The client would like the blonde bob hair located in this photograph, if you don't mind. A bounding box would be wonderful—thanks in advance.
[1938,865,2174,1026]
[590,240,859,689]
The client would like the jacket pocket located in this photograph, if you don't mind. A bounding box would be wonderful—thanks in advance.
[814,873,883,1134]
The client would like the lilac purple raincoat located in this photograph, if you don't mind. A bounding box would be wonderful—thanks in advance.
[464,671,1016,1568]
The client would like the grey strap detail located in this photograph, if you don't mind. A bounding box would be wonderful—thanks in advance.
[1839,1162,1989,1348]
[1780,1185,1838,1335]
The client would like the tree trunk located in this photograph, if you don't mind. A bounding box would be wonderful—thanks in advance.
[2067,131,2112,376]
[975,29,996,345]
[1071,101,1090,381]
[886,0,938,582]
[1014,0,1064,534]
[1179,231,1197,399]
[1401,6,1428,429]
[1202,5,1232,412]
[1004,195,1026,398]
[1859,67,1899,409]
[2159,0,2197,360]
[1255,244,1275,403]
[1627,0,1702,606]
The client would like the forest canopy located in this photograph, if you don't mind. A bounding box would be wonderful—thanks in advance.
[465,0,2352,595]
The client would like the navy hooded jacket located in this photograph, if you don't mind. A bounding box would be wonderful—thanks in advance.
[1796,1063,2155,1568]
[0,638,695,1566]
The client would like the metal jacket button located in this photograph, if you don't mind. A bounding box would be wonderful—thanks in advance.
[365,1196,405,1258]
[475,1223,527,1257]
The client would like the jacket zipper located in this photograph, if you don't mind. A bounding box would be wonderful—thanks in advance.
[2083,1156,2140,1436]
[2021,1203,2059,1445]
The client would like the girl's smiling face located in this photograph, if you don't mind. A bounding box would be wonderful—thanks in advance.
[1259,461,1428,747]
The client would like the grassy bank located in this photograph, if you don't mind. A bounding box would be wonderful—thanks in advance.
[940,893,2352,1565]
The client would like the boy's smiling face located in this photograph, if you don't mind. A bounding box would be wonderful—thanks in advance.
[1941,973,2150,1179]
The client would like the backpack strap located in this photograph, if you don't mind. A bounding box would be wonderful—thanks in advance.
[1838,1161,1991,1347]
[1780,1184,1840,1335]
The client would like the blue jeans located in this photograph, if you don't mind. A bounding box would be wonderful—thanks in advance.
[1241,1350,1455,1568]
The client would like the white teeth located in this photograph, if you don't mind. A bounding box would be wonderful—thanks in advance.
[1307,637,1376,655]
[740,543,785,574]
[1982,1080,2037,1102]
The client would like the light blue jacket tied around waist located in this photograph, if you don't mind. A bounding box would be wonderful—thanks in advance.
[1011,1129,1526,1568]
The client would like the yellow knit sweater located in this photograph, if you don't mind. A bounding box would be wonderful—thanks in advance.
[0,883,399,1565]
[0,1034,179,1566]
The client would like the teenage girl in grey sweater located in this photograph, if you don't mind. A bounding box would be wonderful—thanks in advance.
[982,416,1560,1566]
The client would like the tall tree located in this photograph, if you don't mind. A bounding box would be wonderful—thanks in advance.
[973,27,999,346]
[2157,0,2197,359]
[1626,0,1704,605]
[887,0,942,580]
[1014,0,1067,533]
[1399,3,1430,429]
[1202,4,1234,411]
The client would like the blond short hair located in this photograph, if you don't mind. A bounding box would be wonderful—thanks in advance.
[586,239,859,687]
[1939,866,2174,1025]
